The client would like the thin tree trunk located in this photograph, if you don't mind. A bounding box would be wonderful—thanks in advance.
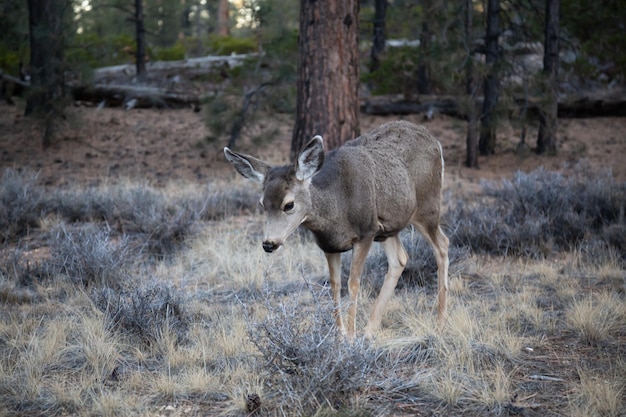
[465,0,478,168]
[370,0,387,73]
[135,0,147,82]
[416,19,431,94]
[25,0,66,148]
[217,0,229,37]
[291,0,360,159]
[537,0,559,155]
[479,0,500,156]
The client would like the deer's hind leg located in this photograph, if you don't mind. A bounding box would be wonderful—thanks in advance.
[365,235,408,338]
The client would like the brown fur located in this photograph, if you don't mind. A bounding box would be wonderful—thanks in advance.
[224,120,450,338]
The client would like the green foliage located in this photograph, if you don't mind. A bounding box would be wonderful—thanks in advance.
[202,0,299,145]
[562,0,626,81]
[66,33,136,68]
[362,46,419,95]
[206,35,257,55]
[0,43,27,74]
[152,41,187,61]
[0,0,29,73]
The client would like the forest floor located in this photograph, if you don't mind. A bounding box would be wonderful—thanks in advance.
[1,101,625,190]
[1,101,625,417]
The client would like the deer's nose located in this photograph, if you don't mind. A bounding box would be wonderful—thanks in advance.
[262,240,280,253]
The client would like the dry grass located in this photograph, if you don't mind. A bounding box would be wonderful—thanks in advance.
[569,365,626,417]
[0,169,624,417]
[567,291,626,345]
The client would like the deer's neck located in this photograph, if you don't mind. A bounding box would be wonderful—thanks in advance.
[303,179,356,253]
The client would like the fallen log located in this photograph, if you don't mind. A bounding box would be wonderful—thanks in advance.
[0,71,29,104]
[93,53,256,82]
[70,83,200,108]
[360,91,626,118]
[553,92,626,117]
[3,70,201,109]
[360,95,464,117]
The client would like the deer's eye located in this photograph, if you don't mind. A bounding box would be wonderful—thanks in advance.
[283,201,295,212]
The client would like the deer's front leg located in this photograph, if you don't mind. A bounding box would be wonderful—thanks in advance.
[365,235,408,338]
[347,239,373,339]
[325,252,345,336]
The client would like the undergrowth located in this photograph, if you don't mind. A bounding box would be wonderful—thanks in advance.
[448,163,626,258]
[0,165,624,416]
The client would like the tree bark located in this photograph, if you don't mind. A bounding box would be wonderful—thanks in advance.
[416,1,432,95]
[370,0,387,73]
[537,0,559,155]
[135,0,147,82]
[291,0,360,159]
[25,0,67,147]
[479,0,500,156]
[217,0,230,37]
[465,0,478,168]
[25,0,65,114]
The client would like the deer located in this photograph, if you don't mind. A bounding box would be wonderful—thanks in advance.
[224,120,449,339]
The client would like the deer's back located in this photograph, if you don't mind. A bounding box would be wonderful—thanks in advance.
[310,121,444,248]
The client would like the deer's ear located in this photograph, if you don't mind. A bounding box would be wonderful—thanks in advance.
[296,135,324,181]
[224,148,270,184]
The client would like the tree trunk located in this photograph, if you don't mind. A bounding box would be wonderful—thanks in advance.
[537,0,559,156]
[479,0,500,156]
[217,0,230,37]
[291,0,360,159]
[135,0,147,82]
[25,0,66,147]
[370,0,387,73]
[465,0,478,168]
[416,7,432,95]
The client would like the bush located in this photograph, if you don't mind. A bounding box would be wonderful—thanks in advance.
[97,185,197,258]
[248,287,380,415]
[66,33,135,68]
[362,46,420,96]
[206,35,257,55]
[447,165,626,258]
[91,281,191,347]
[48,224,133,288]
[0,169,44,243]
[152,41,186,61]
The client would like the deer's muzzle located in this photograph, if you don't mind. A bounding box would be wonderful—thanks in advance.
[262,240,281,253]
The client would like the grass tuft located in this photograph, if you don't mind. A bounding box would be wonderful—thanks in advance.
[567,291,625,345]
[570,366,626,417]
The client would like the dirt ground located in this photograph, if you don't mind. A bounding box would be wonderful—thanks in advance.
[1,101,625,189]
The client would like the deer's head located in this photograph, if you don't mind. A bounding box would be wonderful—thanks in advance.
[224,136,324,252]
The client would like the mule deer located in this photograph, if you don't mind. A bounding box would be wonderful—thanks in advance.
[224,120,449,338]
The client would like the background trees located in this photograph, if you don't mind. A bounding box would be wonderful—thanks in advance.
[1,0,624,160]
[24,0,69,147]
[537,0,559,155]
[478,0,501,156]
